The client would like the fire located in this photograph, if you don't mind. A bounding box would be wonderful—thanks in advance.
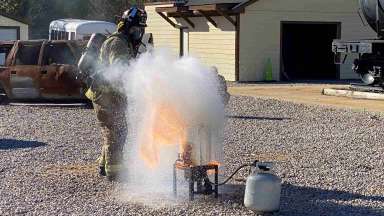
[207,161,221,175]
[208,161,220,167]
[137,96,222,170]
[139,102,188,168]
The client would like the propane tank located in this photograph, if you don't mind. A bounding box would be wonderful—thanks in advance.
[77,33,107,85]
[244,163,281,213]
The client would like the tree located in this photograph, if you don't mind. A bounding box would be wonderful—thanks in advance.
[0,0,30,18]
[0,0,21,14]
[25,0,94,38]
[1,0,152,39]
[88,0,141,21]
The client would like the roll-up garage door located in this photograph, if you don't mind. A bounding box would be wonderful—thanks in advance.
[0,28,18,40]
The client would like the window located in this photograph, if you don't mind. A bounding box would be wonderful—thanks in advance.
[65,32,69,40]
[53,30,58,40]
[15,43,41,65]
[70,32,75,40]
[56,31,62,40]
[0,53,5,65]
[42,43,76,65]
[83,35,91,40]
[0,46,10,66]
[50,31,54,40]
[0,44,13,66]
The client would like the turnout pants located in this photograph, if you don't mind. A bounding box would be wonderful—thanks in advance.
[93,91,127,177]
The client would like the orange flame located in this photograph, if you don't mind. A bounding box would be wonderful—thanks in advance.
[139,103,188,168]
[207,161,221,175]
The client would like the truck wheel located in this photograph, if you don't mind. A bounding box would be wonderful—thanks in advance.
[0,93,9,105]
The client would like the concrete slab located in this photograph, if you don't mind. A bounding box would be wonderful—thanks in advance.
[322,88,384,100]
[228,84,384,113]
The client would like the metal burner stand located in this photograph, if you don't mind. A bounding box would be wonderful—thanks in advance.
[173,163,219,201]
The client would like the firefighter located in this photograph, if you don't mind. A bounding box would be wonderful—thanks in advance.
[211,66,230,106]
[87,7,147,181]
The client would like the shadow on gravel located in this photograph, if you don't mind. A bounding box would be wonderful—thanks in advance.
[0,139,47,150]
[227,115,291,121]
[280,183,384,216]
[232,79,359,85]
[218,183,383,215]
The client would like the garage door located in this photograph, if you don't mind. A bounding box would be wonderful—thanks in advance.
[281,22,340,80]
[0,28,18,40]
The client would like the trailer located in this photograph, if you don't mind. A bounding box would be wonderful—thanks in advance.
[49,19,116,40]
[332,0,384,87]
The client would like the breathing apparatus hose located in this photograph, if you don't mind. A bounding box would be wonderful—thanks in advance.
[209,160,258,186]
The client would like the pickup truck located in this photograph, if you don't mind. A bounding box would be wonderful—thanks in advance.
[0,40,87,100]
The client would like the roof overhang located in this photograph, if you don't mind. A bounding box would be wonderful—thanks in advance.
[155,0,258,29]
[0,13,29,25]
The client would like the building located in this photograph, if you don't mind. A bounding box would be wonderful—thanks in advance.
[145,0,375,81]
[0,13,29,41]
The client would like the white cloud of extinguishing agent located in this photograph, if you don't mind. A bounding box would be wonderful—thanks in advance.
[101,48,226,204]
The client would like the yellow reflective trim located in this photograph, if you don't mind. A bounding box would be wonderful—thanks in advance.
[117,21,125,31]
[85,88,96,101]
[105,164,123,176]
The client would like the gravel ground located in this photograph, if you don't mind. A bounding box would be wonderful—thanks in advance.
[0,95,383,216]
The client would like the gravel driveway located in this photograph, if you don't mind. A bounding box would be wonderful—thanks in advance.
[0,95,383,215]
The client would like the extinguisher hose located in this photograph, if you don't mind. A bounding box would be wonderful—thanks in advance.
[209,160,258,186]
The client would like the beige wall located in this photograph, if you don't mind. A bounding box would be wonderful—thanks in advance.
[145,5,180,57]
[0,15,29,40]
[186,17,236,81]
[145,4,236,81]
[146,0,373,82]
[240,0,376,81]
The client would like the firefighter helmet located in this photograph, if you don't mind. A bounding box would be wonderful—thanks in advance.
[122,7,147,27]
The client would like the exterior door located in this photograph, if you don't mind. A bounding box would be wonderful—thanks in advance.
[8,41,42,99]
[39,41,83,99]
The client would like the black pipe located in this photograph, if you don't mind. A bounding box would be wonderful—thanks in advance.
[209,160,259,186]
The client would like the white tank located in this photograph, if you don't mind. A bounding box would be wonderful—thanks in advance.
[244,164,282,213]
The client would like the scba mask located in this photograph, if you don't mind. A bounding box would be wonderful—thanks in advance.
[129,26,144,41]
[121,7,147,41]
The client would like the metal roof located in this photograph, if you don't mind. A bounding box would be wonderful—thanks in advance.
[0,12,29,25]
[49,19,116,32]
[185,0,247,6]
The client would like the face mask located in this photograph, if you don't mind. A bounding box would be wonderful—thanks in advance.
[129,27,143,41]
